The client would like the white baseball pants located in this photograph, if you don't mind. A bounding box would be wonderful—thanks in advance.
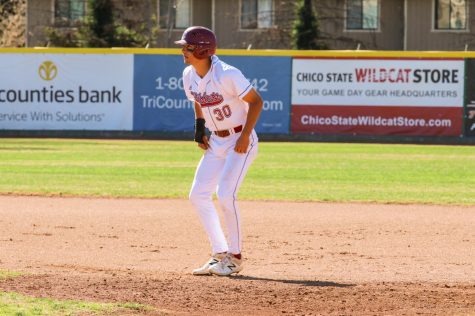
[189,130,258,255]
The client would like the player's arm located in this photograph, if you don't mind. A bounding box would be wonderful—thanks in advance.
[194,101,210,150]
[234,88,263,154]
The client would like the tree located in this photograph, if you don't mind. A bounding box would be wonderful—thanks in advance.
[291,0,325,50]
[47,0,152,47]
[0,0,26,47]
[81,0,116,47]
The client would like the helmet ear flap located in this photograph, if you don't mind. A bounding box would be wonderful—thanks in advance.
[193,47,210,59]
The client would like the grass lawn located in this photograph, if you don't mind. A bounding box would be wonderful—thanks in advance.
[0,292,151,316]
[0,138,474,205]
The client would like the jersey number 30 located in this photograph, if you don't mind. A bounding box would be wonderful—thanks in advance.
[213,105,232,121]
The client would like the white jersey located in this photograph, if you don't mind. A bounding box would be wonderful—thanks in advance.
[183,55,253,132]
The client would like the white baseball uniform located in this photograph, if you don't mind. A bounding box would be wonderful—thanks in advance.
[184,55,258,255]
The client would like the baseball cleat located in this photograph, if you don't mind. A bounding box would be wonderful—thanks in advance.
[192,253,226,275]
[209,253,243,276]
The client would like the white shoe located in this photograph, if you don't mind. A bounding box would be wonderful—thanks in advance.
[192,253,226,275]
[209,253,243,276]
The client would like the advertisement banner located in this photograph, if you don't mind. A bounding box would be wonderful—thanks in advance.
[292,105,462,136]
[291,58,465,136]
[464,59,475,136]
[133,54,194,132]
[220,56,291,134]
[0,54,133,130]
[133,54,291,134]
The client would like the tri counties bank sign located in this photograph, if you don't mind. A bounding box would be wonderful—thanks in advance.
[0,54,133,130]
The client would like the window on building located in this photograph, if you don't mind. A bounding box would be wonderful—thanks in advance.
[241,0,273,29]
[435,0,467,30]
[159,0,191,29]
[346,0,379,30]
[55,0,86,25]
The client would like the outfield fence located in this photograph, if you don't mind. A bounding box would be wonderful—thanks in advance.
[1,48,475,143]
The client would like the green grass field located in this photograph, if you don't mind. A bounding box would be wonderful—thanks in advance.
[0,271,153,315]
[0,292,150,316]
[0,271,21,280]
[1,138,474,205]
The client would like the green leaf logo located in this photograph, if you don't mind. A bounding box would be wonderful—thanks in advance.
[38,61,58,81]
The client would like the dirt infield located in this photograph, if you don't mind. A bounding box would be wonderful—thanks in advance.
[0,196,474,315]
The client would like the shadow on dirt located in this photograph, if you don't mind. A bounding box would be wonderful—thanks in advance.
[232,275,355,287]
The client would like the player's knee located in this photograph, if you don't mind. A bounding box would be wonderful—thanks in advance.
[216,187,235,204]
[189,188,203,204]
[189,187,211,204]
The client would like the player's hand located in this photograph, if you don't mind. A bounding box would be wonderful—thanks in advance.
[198,135,210,150]
[234,134,249,154]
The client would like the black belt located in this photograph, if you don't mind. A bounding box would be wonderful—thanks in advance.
[213,125,243,137]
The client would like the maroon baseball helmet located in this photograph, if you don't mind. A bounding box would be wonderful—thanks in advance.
[175,26,217,59]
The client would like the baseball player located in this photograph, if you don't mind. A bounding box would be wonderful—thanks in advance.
[175,26,263,276]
